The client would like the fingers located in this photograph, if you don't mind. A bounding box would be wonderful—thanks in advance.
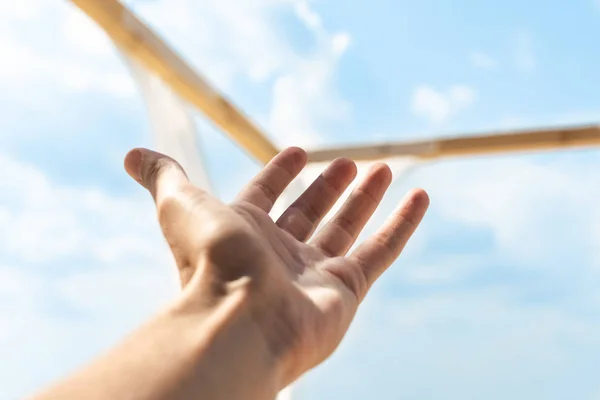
[311,163,392,257]
[236,147,307,212]
[124,148,190,205]
[350,188,429,293]
[276,158,357,242]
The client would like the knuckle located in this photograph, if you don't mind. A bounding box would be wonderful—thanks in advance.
[332,214,355,233]
[375,231,395,250]
[397,210,418,230]
[142,157,165,186]
[354,187,378,206]
[253,179,278,204]
[302,198,323,223]
[142,156,184,188]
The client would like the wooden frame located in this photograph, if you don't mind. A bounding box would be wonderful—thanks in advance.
[70,0,600,166]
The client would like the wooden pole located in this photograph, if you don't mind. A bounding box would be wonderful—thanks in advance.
[306,124,600,163]
[69,0,279,165]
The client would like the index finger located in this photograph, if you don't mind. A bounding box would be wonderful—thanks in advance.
[235,147,307,212]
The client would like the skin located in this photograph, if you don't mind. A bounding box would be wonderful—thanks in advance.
[33,146,429,400]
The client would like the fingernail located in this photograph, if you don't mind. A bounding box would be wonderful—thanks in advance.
[125,149,143,183]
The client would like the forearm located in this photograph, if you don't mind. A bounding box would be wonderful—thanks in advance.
[32,290,282,400]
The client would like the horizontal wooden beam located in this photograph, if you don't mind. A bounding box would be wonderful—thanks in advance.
[306,124,600,163]
[70,0,279,165]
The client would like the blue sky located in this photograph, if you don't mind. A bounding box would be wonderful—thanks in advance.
[1,0,600,399]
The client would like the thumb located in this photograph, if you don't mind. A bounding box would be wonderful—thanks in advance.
[125,148,201,288]
[124,148,189,204]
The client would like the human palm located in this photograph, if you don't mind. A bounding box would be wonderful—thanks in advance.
[124,146,429,388]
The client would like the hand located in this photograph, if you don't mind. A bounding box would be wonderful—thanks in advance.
[124,146,429,389]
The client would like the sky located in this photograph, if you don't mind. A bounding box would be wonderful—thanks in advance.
[1,0,600,399]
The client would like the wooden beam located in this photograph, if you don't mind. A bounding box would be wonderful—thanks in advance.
[69,0,600,167]
[70,0,279,165]
[306,124,600,163]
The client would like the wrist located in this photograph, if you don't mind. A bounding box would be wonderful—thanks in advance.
[170,284,285,400]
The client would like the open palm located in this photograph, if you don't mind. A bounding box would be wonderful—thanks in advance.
[124,146,429,388]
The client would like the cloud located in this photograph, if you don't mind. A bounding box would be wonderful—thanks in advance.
[294,0,324,32]
[0,152,170,264]
[0,0,351,148]
[129,0,350,148]
[401,258,478,285]
[300,281,600,399]
[411,84,477,123]
[0,0,136,100]
[468,34,536,76]
[268,42,351,148]
[471,34,536,75]
[415,154,600,265]
[0,149,182,398]
[0,0,45,22]
[266,1,352,148]
[133,0,293,88]
[515,31,536,73]
[470,51,499,70]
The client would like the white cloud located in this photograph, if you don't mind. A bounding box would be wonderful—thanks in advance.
[0,0,135,100]
[266,0,352,148]
[413,154,600,266]
[269,54,351,148]
[61,6,114,58]
[331,33,351,55]
[301,278,600,399]
[0,0,45,21]
[294,0,323,31]
[134,0,295,87]
[131,0,350,148]
[401,258,478,285]
[515,31,536,73]
[470,51,499,70]
[0,152,170,264]
[384,288,598,343]
[0,0,351,148]
[469,34,536,76]
[411,84,477,123]
[0,150,180,398]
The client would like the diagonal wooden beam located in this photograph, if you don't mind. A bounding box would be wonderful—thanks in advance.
[70,0,279,165]
[306,124,600,163]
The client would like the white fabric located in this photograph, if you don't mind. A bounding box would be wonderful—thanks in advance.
[277,386,294,400]
[120,51,213,192]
